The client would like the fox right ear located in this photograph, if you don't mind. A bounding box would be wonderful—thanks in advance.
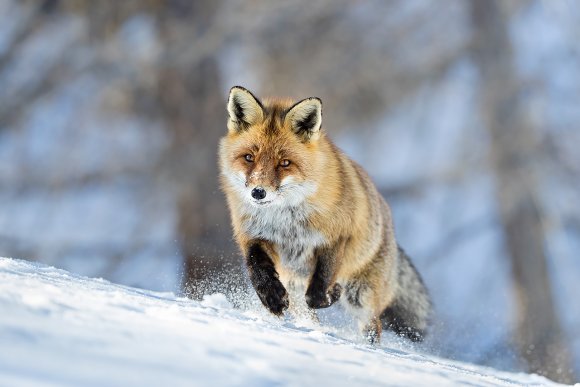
[284,97,322,142]
[227,86,264,133]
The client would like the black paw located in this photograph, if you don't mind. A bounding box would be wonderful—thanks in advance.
[305,283,342,309]
[256,278,289,316]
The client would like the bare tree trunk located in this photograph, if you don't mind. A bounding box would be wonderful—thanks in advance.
[154,1,241,299]
[470,1,575,383]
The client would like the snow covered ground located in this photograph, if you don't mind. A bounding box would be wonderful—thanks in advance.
[0,258,569,387]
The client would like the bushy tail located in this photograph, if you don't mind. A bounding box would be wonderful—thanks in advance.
[380,247,432,342]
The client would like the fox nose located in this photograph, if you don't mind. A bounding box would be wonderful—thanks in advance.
[251,187,267,200]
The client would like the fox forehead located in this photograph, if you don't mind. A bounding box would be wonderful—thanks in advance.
[236,98,295,138]
[224,101,319,157]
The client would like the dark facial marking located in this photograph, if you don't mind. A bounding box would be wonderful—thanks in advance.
[264,104,285,136]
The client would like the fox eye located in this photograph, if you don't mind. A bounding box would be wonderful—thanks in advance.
[244,154,254,162]
[280,159,291,167]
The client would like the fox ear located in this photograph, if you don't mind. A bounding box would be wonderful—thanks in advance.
[227,86,264,133]
[285,97,322,142]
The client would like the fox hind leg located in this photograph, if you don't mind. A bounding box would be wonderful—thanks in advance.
[380,299,426,342]
[343,278,384,344]
[285,278,320,323]
[362,316,382,345]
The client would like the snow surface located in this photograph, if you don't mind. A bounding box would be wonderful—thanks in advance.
[0,258,568,387]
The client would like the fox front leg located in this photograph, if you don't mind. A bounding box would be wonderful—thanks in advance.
[305,246,342,309]
[246,242,289,316]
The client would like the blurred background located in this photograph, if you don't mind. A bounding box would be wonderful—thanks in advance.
[1,0,579,383]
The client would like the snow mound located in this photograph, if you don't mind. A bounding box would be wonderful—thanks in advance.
[0,257,568,386]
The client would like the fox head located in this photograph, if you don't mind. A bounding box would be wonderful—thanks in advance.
[219,86,324,208]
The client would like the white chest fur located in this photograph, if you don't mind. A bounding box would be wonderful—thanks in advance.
[241,203,326,277]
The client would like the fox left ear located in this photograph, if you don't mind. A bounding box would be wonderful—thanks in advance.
[285,97,322,142]
[227,86,264,133]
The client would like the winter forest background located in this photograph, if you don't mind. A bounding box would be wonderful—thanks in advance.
[1,0,579,384]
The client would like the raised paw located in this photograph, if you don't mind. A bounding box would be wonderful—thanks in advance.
[305,283,342,309]
[256,278,289,316]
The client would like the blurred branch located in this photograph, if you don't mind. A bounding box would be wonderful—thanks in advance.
[0,2,46,72]
[542,131,580,180]
[0,2,74,128]
[0,233,175,268]
[8,164,154,194]
[0,5,48,127]
[0,59,74,128]
[378,168,471,200]
[423,216,496,268]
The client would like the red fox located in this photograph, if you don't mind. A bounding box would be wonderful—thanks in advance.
[219,86,432,343]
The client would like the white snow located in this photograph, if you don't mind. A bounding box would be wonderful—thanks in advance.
[0,257,568,387]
